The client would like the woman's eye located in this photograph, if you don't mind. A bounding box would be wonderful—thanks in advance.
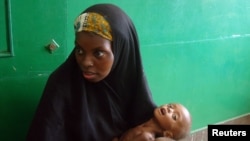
[75,47,84,55]
[94,50,104,57]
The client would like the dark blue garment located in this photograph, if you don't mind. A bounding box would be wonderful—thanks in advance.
[26,3,156,141]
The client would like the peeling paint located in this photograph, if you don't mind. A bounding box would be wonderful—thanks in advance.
[12,66,16,71]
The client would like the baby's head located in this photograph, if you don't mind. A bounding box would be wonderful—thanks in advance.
[154,103,192,140]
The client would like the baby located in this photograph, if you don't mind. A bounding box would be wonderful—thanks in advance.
[113,103,192,141]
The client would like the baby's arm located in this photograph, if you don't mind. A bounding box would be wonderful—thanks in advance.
[134,132,154,141]
[115,130,154,141]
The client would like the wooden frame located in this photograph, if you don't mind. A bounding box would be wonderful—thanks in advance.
[0,0,14,57]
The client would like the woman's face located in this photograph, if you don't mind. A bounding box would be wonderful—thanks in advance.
[75,31,114,82]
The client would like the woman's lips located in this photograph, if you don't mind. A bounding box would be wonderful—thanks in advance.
[83,72,96,80]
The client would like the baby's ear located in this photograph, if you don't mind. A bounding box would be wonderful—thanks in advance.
[163,131,173,138]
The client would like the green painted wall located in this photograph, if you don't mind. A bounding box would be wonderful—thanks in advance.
[0,0,67,140]
[0,0,250,141]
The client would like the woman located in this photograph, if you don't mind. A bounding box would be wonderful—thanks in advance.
[27,3,156,141]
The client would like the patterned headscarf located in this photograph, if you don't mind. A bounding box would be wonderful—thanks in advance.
[74,12,112,41]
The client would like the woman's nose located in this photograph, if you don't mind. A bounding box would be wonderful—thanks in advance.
[81,55,93,68]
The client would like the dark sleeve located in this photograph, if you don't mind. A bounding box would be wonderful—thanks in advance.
[26,74,66,141]
[129,74,157,127]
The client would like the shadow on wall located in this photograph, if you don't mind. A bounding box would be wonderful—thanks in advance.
[1,96,39,141]
[0,76,46,141]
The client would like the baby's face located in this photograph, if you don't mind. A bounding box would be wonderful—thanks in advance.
[154,103,191,138]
